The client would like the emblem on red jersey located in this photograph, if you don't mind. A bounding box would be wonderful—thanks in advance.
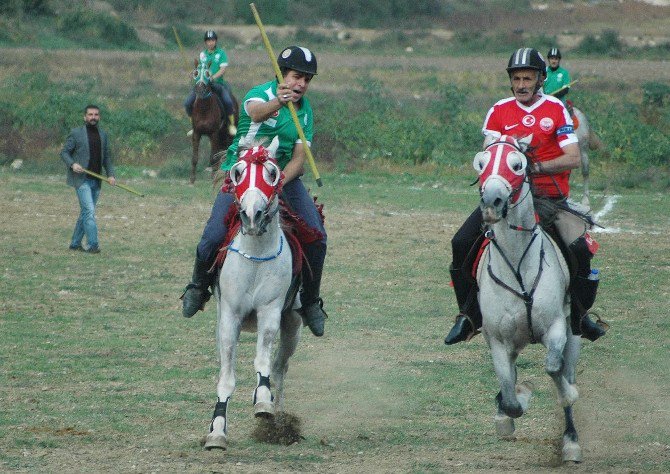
[540,117,554,131]
[522,114,535,127]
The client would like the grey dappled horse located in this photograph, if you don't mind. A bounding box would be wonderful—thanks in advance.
[204,145,302,450]
[473,135,583,463]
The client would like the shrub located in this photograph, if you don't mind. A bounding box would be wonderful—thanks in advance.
[575,29,624,57]
[57,9,140,49]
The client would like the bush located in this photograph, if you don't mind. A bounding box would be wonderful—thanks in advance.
[57,9,140,49]
[314,75,481,167]
[575,29,624,57]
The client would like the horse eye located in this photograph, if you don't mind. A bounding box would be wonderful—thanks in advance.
[512,162,522,171]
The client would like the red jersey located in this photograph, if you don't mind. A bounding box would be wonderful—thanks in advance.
[482,95,578,198]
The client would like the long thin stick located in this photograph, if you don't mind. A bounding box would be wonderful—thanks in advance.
[172,26,192,71]
[81,169,145,197]
[249,3,323,187]
[547,79,579,96]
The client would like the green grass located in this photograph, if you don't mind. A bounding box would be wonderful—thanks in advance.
[1,170,668,471]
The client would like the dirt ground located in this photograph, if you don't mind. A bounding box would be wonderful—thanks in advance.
[1,174,668,472]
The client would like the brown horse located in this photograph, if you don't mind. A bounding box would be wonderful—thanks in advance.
[190,61,239,184]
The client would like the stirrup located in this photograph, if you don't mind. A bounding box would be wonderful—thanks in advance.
[580,312,608,342]
[180,283,212,318]
[227,115,237,136]
[444,314,478,345]
[299,298,327,337]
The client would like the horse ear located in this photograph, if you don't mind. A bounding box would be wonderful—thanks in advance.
[267,136,280,158]
[230,161,247,186]
[518,134,533,152]
[473,151,491,175]
[508,151,528,175]
[262,160,281,187]
[483,134,498,148]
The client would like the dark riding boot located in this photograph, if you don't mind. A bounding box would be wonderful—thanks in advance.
[298,242,327,337]
[180,257,216,318]
[570,275,606,342]
[444,265,482,345]
[568,237,607,341]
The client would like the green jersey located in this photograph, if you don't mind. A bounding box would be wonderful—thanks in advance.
[223,80,314,171]
[198,47,228,85]
[544,66,571,103]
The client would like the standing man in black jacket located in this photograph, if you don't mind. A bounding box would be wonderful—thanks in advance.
[60,105,116,254]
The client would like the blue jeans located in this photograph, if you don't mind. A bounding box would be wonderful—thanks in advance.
[71,177,101,249]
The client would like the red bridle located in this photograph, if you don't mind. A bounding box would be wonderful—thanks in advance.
[473,135,529,204]
[228,146,283,203]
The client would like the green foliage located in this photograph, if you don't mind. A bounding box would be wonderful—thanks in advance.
[0,71,182,165]
[0,0,51,15]
[314,76,481,167]
[159,23,201,50]
[576,91,669,169]
[642,81,670,108]
[57,8,140,49]
[575,29,624,57]
[233,0,289,25]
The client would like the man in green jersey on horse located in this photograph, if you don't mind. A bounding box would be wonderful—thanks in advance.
[181,46,329,338]
[185,30,237,137]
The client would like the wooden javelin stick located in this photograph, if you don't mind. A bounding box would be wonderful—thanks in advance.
[249,3,323,187]
[80,168,145,197]
[172,26,192,72]
[547,79,579,96]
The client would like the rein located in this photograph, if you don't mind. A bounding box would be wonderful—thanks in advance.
[485,222,545,344]
[227,233,284,262]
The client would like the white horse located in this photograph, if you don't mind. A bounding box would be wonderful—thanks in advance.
[204,145,303,450]
[473,135,583,463]
[572,106,606,209]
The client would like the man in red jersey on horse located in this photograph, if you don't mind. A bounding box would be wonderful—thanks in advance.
[444,47,607,346]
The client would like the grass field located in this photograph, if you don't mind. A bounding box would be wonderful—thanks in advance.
[1,169,668,472]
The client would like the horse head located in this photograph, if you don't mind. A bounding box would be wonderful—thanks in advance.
[229,144,283,236]
[192,61,213,99]
[473,134,532,224]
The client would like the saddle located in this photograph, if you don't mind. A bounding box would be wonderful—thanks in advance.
[213,196,325,276]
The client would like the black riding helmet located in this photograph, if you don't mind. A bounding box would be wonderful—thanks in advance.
[547,47,561,59]
[507,47,545,74]
[204,30,217,41]
[277,46,317,76]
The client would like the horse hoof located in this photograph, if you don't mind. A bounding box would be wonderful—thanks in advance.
[204,433,228,450]
[515,382,533,413]
[254,401,275,418]
[494,414,515,438]
[562,440,582,463]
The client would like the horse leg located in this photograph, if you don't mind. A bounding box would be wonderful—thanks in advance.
[208,132,220,168]
[272,310,302,412]
[191,133,200,184]
[559,333,582,462]
[252,307,282,418]
[580,146,590,208]
[489,340,525,421]
[542,317,567,376]
[204,308,241,450]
